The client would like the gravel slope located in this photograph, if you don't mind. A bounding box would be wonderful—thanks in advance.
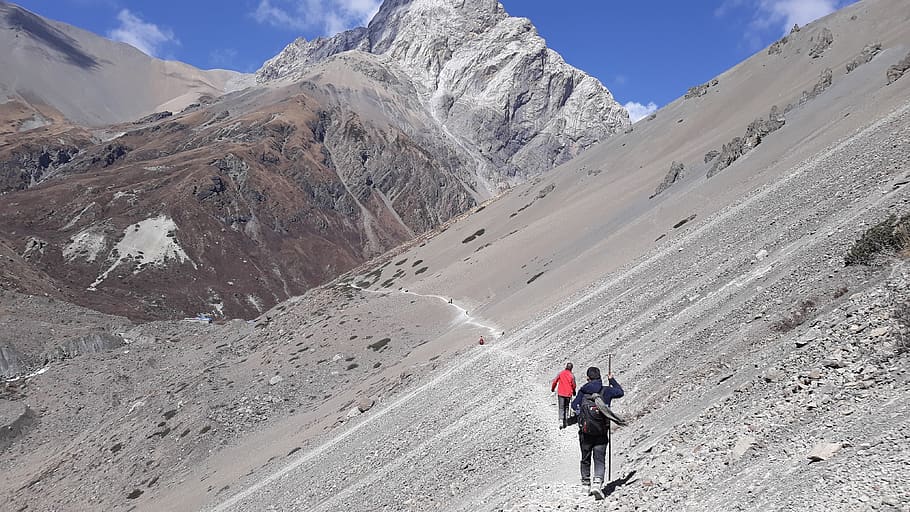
[208,98,910,511]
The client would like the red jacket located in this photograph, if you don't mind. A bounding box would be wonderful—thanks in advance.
[551,369,576,397]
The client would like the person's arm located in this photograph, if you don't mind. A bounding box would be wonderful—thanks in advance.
[604,375,624,399]
[551,374,559,392]
[571,384,587,412]
[570,375,576,396]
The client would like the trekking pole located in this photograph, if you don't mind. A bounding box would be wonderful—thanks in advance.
[608,354,613,484]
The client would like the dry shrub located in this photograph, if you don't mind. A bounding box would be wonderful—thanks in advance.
[772,299,817,332]
[893,302,910,355]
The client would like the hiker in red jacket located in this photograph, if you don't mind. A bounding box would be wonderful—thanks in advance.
[551,362,576,429]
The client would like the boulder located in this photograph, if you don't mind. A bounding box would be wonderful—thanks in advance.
[807,442,842,462]
[268,375,284,386]
[0,401,35,451]
[357,398,375,413]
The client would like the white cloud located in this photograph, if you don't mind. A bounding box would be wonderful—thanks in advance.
[253,0,381,35]
[717,0,851,36]
[623,101,658,123]
[107,9,177,57]
[754,0,843,34]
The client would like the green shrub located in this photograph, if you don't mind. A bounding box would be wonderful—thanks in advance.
[845,214,910,265]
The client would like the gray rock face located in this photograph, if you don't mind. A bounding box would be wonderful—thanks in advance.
[652,161,685,198]
[800,68,834,105]
[886,51,910,84]
[846,43,882,73]
[809,28,834,59]
[256,0,629,191]
[708,105,785,178]
[684,79,718,100]
[0,345,23,379]
[44,332,124,363]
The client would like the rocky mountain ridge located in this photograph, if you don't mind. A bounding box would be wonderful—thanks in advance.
[257,0,630,191]
[0,0,628,320]
[0,1,244,126]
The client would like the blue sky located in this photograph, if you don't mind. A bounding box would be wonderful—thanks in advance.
[14,0,856,120]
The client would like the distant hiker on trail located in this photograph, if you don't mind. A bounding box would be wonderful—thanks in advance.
[478,336,485,345]
[550,362,576,429]
[572,366,624,500]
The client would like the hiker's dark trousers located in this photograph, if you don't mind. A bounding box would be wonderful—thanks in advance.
[557,396,571,426]
[579,433,608,483]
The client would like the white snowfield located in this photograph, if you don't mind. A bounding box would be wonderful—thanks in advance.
[88,215,194,291]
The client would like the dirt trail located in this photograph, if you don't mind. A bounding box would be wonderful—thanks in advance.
[350,282,502,337]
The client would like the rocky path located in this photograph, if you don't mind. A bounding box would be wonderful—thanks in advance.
[350,282,502,337]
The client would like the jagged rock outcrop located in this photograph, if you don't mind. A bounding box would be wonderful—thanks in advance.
[44,332,125,363]
[0,345,23,379]
[651,161,685,198]
[684,79,719,99]
[799,68,834,106]
[708,105,786,178]
[0,143,81,192]
[886,51,910,84]
[768,24,802,56]
[846,43,882,73]
[256,0,629,190]
[809,28,834,59]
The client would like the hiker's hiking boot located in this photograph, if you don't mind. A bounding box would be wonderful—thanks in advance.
[581,479,590,493]
[590,479,605,500]
[559,419,566,429]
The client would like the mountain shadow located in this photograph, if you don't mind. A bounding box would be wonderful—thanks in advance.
[4,3,100,70]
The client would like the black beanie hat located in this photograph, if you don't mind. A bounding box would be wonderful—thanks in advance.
[586,366,601,380]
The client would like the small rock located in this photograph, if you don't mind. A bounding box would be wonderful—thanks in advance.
[808,369,822,380]
[357,398,375,413]
[807,442,842,462]
[763,369,785,382]
[268,375,284,386]
[730,436,756,461]
[821,359,847,368]
[868,326,890,337]
[755,249,769,261]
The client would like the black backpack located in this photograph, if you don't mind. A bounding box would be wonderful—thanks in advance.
[577,393,608,437]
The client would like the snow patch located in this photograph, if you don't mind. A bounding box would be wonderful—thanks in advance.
[63,226,107,262]
[62,202,98,231]
[247,295,264,313]
[88,215,194,291]
[18,112,51,132]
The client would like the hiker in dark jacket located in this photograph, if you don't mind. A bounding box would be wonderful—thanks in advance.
[571,366,624,499]
[551,362,576,429]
